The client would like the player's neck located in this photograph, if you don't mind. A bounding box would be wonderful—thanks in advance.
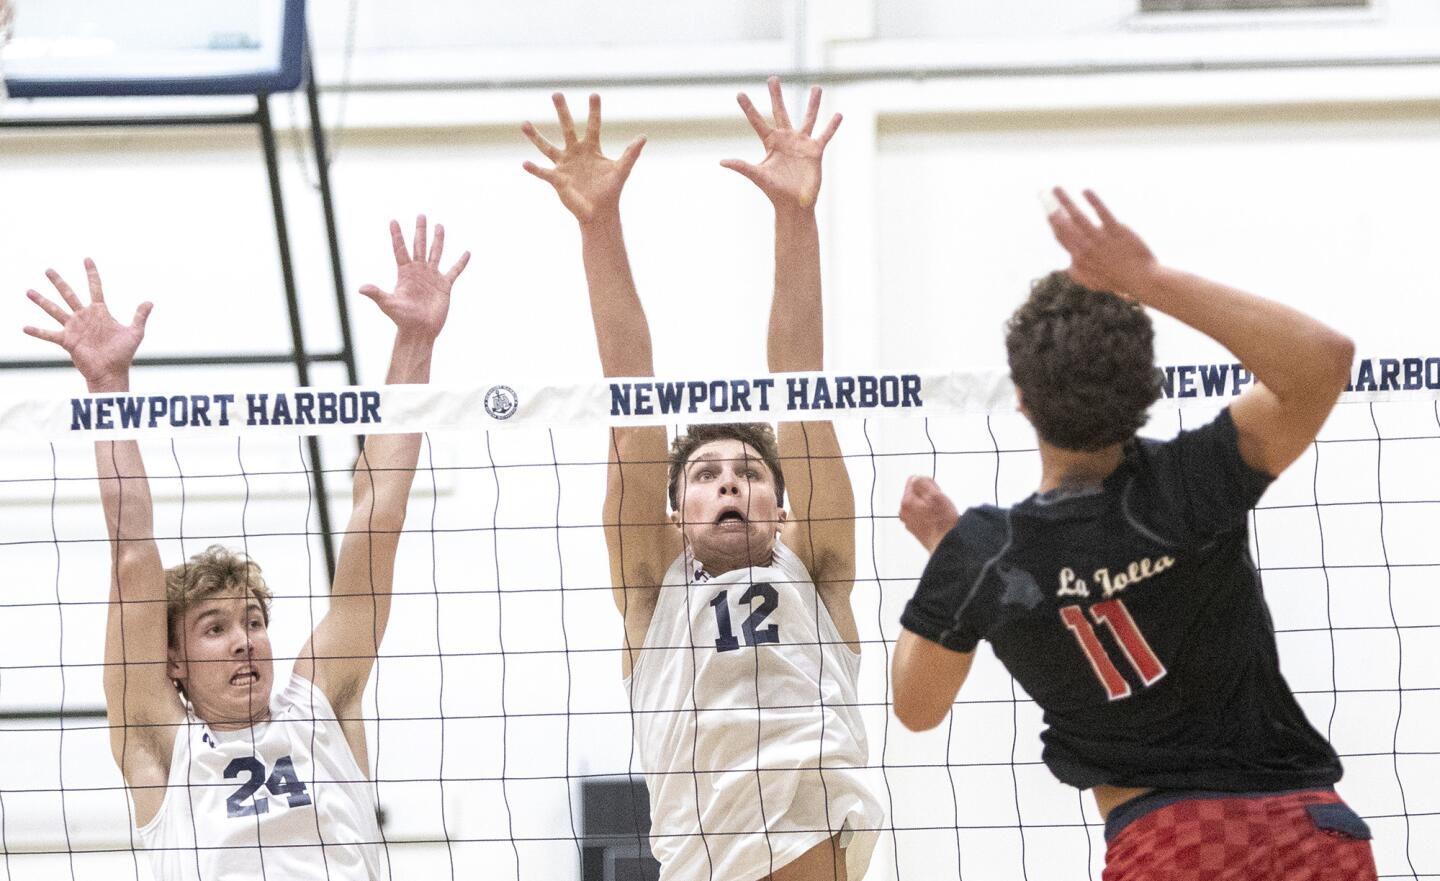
[688,544,777,578]
[1036,441,1126,494]
[193,699,274,731]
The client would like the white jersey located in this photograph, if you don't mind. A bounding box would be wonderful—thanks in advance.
[136,673,387,881]
[626,539,883,881]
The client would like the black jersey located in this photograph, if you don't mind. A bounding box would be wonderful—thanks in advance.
[900,409,1342,792]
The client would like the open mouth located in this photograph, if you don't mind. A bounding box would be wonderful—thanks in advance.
[230,669,260,686]
[715,509,746,525]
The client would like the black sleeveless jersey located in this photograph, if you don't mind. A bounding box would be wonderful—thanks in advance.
[901,409,1342,792]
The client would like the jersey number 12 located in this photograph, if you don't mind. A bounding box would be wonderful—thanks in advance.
[1060,599,1166,701]
[709,583,780,652]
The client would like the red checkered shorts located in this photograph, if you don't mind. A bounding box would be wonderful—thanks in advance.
[1103,787,1377,881]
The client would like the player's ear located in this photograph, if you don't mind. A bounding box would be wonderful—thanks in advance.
[669,510,682,529]
[166,646,186,681]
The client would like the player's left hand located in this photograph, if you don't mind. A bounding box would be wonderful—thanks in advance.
[722,76,841,211]
[899,475,961,554]
[360,215,470,340]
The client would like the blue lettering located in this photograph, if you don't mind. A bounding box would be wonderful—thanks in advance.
[247,394,270,425]
[116,397,144,429]
[755,379,774,410]
[812,377,833,409]
[338,392,358,424]
[902,374,922,407]
[787,377,809,410]
[834,376,856,409]
[1352,359,1376,392]
[1198,363,1229,396]
[858,376,878,408]
[1231,364,1252,395]
[1160,366,1175,398]
[880,375,900,407]
[1403,358,1422,391]
[708,380,729,412]
[70,399,92,431]
[729,380,751,412]
[654,382,683,414]
[95,399,114,430]
[189,395,211,427]
[1177,365,1196,398]
[294,392,317,425]
[271,394,293,425]
[360,391,381,424]
[685,381,707,414]
[1428,358,1440,390]
[146,395,168,428]
[167,395,188,428]
[609,383,633,416]
[216,394,235,425]
[1379,359,1400,391]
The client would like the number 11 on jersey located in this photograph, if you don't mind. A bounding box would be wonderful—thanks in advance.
[1060,599,1166,701]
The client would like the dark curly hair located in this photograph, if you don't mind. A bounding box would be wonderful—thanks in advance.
[667,423,785,511]
[1005,271,1161,451]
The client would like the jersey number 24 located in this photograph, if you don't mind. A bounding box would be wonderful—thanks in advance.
[1060,599,1166,701]
[224,755,314,818]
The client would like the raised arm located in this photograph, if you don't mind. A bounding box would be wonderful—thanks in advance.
[23,262,179,789]
[893,476,973,730]
[1048,188,1355,477]
[295,217,469,746]
[523,93,677,658]
[724,78,857,638]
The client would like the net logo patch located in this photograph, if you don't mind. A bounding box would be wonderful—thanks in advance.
[485,385,519,420]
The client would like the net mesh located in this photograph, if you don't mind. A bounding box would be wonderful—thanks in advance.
[0,379,1436,881]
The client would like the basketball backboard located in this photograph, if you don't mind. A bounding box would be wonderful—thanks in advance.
[0,0,303,99]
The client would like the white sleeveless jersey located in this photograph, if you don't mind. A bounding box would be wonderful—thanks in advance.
[136,673,387,881]
[626,539,883,881]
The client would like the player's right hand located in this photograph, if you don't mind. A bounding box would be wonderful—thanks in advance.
[899,475,960,554]
[23,259,151,391]
[1045,187,1160,300]
[522,93,646,224]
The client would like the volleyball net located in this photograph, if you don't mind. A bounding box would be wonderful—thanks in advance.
[0,358,1436,881]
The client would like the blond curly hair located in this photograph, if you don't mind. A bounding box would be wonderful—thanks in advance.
[164,545,272,648]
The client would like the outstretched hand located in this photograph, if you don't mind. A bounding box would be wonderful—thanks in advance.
[23,260,152,390]
[722,76,842,211]
[1046,187,1159,298]
[359,215,470,340]
[899,476,960,555]
[522,93,646,224]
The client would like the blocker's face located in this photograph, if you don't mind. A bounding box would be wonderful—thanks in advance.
[673,439,785,571]
[169,588,274,728]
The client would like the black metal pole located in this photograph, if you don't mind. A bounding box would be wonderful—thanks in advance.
[258,92,339,585]
[304,41,364,459]
[304,41,360,392]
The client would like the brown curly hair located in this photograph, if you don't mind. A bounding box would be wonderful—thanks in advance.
[667,423,786,512]
[1005,270,1161,451]
[164,545,272,649]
